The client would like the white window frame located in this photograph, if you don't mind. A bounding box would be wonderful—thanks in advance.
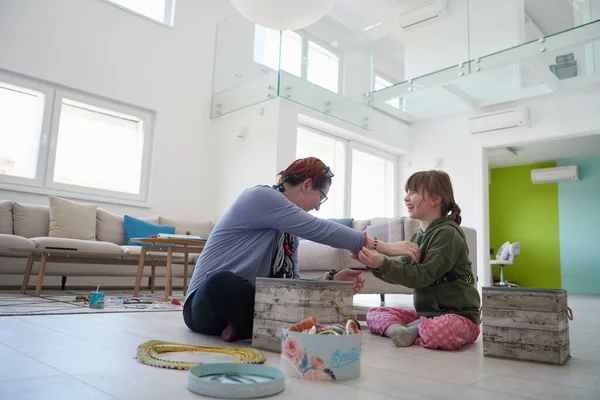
[100,0,176,27]
[0,70,155,207]
[0,72,54,189]
[297,124,399,218]
[254,27,343,94]
[302,33,343,94]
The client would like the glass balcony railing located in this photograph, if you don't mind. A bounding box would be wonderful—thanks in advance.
[212,1,600,127]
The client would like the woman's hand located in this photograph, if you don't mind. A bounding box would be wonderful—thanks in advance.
[333,269,366,294]
[354,247,385,270]
[378,241,420,263]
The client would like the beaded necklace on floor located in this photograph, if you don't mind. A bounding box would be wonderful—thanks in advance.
[137,340,266,370]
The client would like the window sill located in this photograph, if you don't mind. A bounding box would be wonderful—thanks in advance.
[0,182,151,209]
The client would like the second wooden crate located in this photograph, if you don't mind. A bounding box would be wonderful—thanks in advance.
[482,287,571,365]
[252,278,355,352]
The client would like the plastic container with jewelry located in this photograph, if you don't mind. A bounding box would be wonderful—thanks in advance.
[281,317,362,382]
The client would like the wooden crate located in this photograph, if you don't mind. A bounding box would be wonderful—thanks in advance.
[252,278,354,352]
[482,287,570,365]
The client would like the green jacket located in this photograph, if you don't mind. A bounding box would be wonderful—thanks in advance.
[372,218,481,324]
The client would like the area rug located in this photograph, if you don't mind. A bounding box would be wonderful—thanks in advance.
[0,290,186,316]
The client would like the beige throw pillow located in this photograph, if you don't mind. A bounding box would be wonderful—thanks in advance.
[13,203,50,238]
[49,196,97,240]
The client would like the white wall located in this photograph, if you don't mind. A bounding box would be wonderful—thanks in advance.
[209,100,282,217]
[405,86,600,288]
[0,0,235,220]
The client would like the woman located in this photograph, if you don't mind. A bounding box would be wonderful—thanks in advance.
[183,157,377,342]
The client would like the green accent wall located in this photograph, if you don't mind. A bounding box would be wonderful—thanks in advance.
[489,163,561,288]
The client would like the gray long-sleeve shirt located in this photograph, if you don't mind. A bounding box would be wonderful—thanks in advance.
[185,185,364,302]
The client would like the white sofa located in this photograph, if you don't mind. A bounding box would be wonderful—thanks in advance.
[0,199,213,288]
[296,217,478,297]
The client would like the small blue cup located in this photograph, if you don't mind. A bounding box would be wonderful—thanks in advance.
[89,291,105,309]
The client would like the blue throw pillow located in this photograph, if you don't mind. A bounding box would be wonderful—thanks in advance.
[123,215,175,246]
[328,218,355,228]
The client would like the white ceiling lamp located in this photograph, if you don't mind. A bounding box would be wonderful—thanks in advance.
[229,0,337,31]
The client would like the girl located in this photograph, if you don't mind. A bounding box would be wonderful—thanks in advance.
[355,170,481,350]
[183,157,375,342]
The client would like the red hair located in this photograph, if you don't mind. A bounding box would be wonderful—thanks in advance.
[277,157,334,189]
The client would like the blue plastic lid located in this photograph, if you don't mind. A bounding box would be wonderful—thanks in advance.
[187,363,285,399]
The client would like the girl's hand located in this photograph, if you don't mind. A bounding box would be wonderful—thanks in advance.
[333,268,366,294]
[355,246,385,269]
[379,241,420,263]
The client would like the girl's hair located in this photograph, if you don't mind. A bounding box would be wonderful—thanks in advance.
[277,157,334,190]
[405,170,462,225]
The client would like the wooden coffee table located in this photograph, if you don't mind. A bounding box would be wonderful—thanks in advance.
[10,248,179,297]
[130,237,206,300]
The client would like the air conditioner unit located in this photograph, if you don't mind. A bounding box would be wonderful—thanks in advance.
[399,0,447,30]
[531,165,579,184]
[468,107,530,134]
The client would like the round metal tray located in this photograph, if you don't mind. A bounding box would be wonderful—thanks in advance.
[187,363,285,399]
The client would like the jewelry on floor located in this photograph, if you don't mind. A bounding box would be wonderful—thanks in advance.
[136,340,267,370]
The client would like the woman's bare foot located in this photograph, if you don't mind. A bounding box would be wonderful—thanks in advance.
[384,320,421,347]
[221,324,237,342]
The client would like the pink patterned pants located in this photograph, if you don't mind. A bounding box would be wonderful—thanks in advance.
[366,307,480,350]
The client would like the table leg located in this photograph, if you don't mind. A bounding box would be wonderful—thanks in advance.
[165,246,173,300]
[134,247,147,297]
[183,252,189,296]
[34,254,47,296]
[151,260,156,294]
[20,255,35,294]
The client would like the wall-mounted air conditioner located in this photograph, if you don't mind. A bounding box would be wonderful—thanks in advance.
[399,0,447,30]
[468,107,530,134]
[531,165,579,184]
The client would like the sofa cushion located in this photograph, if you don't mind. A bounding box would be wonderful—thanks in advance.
[366,223,390,243]
[352,219,370,232]
[49,196,97,240]
[297,240,343,272]
[387,217,404,242]
[124,215,175,245]
[13,203,50,238]
[0,234,35,257]
[0,200,13,234]
[159,217,212,239]
[30,237,123,253]
[97,209,160,245]
[402,217,421,241]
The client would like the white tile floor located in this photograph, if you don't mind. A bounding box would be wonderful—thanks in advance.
[0,294,599,400]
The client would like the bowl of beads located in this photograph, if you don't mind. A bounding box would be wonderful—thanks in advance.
[280,316,361,382]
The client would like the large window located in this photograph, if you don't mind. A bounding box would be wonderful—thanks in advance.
[254,26,341,93]
[296,127,346,219]
[0,71,153,205]
[296,126,397,220]
[102,0,176,26]
[350,147,396,219]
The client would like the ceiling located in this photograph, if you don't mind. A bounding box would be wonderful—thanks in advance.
[488,133,600,168]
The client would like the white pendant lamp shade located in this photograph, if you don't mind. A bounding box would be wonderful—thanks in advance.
[230,0,336,31]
